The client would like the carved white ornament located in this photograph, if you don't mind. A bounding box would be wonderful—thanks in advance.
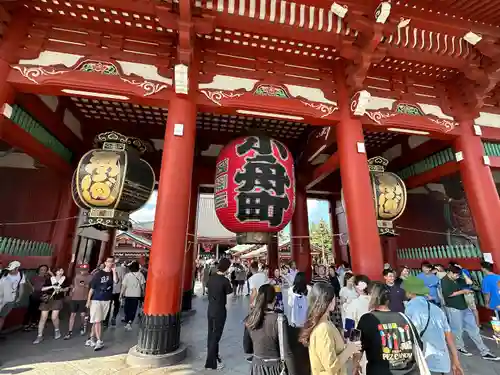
[174,64,189,95]
[350,90,372,116]
[301,101,338,118]
[13,66,68,84]
[464,31,482,45]
[428,118,458,132]
[375,2,391,24]
[365,110,398,125]
[331,2,348,18]
[120,78,168,97]
[200,90,244,106]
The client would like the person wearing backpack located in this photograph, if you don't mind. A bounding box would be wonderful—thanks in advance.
[404,276,464,375]
[0,261,26,336]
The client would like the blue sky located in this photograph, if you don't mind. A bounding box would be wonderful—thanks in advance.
[130,191,331,229]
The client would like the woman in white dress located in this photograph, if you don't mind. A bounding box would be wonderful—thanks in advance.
[339,272,357,325]
[344,274,372,375]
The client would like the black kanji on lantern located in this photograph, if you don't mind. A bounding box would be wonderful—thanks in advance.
[236,135,288,160]
[236,191,290,226]
[234,136,291,227]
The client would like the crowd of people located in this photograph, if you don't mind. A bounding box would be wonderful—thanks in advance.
[204,258,500,375]
[0,258,147,351]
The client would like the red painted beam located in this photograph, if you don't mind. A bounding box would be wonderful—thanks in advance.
[15,93,84,156]
[479,126,500,142]
[405,161,459,189]
[213,12,346,48]
[305,152,340,190]
[0,118,72,175]
[489,156,500,169]
[388,139,451,172]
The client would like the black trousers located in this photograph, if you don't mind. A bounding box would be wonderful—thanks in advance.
[105,293,121,323]
[123,297,140,323]
[205,311,227,369]
[23,295,41,326]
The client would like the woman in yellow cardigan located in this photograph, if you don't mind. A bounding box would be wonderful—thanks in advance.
[299,282,361,375]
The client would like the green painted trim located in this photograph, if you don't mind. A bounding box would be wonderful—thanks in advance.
[0,236,53,256]
[396,148,454,180]
[483,142,500,157]
[10,105,72,162]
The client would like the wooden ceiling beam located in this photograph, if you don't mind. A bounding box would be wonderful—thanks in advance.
[212,11,347,49]
[318,0,500,38]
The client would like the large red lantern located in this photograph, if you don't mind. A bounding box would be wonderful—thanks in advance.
[214,135,295,244]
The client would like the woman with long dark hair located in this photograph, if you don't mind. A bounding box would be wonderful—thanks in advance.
[23,264,49,331]
[244,284,296,375]
[33,267,70,344]
[300,282,360,375]
[353,282,422,375]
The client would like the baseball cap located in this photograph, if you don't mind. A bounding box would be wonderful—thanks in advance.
[6,261,21,271]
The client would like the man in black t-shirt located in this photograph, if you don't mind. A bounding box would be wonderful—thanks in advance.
[205,258,232,370]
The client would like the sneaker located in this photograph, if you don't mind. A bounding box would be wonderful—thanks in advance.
[54,330,61,340]
[216,362,225,370]
[85,338,96,347]
[125,323,132,331]
[33,335,43,344]
[111,318,116,327]
[80,328,86,336]
[94,340,104,351]
[63,332,72,340]
[482,353,500,361]
[246,356,253,363]
[458,348,473,357]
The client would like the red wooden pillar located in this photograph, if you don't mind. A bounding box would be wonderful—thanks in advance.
[97,228,116,265]
[267,234,279,277]
[135,96,196,357]
[381,237,398,270]
[454,118,500,269]
[336,85,383,281]
[329,199,342,264]
[52,182,79,271]
[291,184,311,280]
[181,178,198,312]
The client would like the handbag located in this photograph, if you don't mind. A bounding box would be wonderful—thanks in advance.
[277,313,288,375]
[399,313,431,375]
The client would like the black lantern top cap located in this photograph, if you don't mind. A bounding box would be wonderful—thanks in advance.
[93,131,154,155]
[368,156,389,172]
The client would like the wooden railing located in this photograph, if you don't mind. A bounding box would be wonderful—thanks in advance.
[0,237,53,256]
[396,244,490,313]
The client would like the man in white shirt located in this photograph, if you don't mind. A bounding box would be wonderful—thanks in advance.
[0,261,26,334]
[247,261,268,307]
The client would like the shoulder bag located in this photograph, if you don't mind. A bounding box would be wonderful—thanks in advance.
[277,313,288,375]
[133,273,145,297]
[419,300,431,337]
[399,313,431,375]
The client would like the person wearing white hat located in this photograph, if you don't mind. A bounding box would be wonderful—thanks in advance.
[0,261,26,335]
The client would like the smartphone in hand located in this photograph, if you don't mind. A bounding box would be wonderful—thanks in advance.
[350,328,361,342]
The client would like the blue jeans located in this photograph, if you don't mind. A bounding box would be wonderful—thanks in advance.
[446,307,489,355]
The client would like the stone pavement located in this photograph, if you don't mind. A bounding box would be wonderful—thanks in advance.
[1,283,500,374]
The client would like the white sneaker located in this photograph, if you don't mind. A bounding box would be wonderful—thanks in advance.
[54,330,61,340]
[94,340,104,351]
[85,338,96,347]
[33,335,43,344]
[125,323,132,331]
[217,362,225,370]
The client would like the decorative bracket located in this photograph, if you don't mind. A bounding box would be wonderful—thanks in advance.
[350,90,372,116]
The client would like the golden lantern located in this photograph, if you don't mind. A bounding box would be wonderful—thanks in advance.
[341,156,407,236]
[72,132,155,230]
